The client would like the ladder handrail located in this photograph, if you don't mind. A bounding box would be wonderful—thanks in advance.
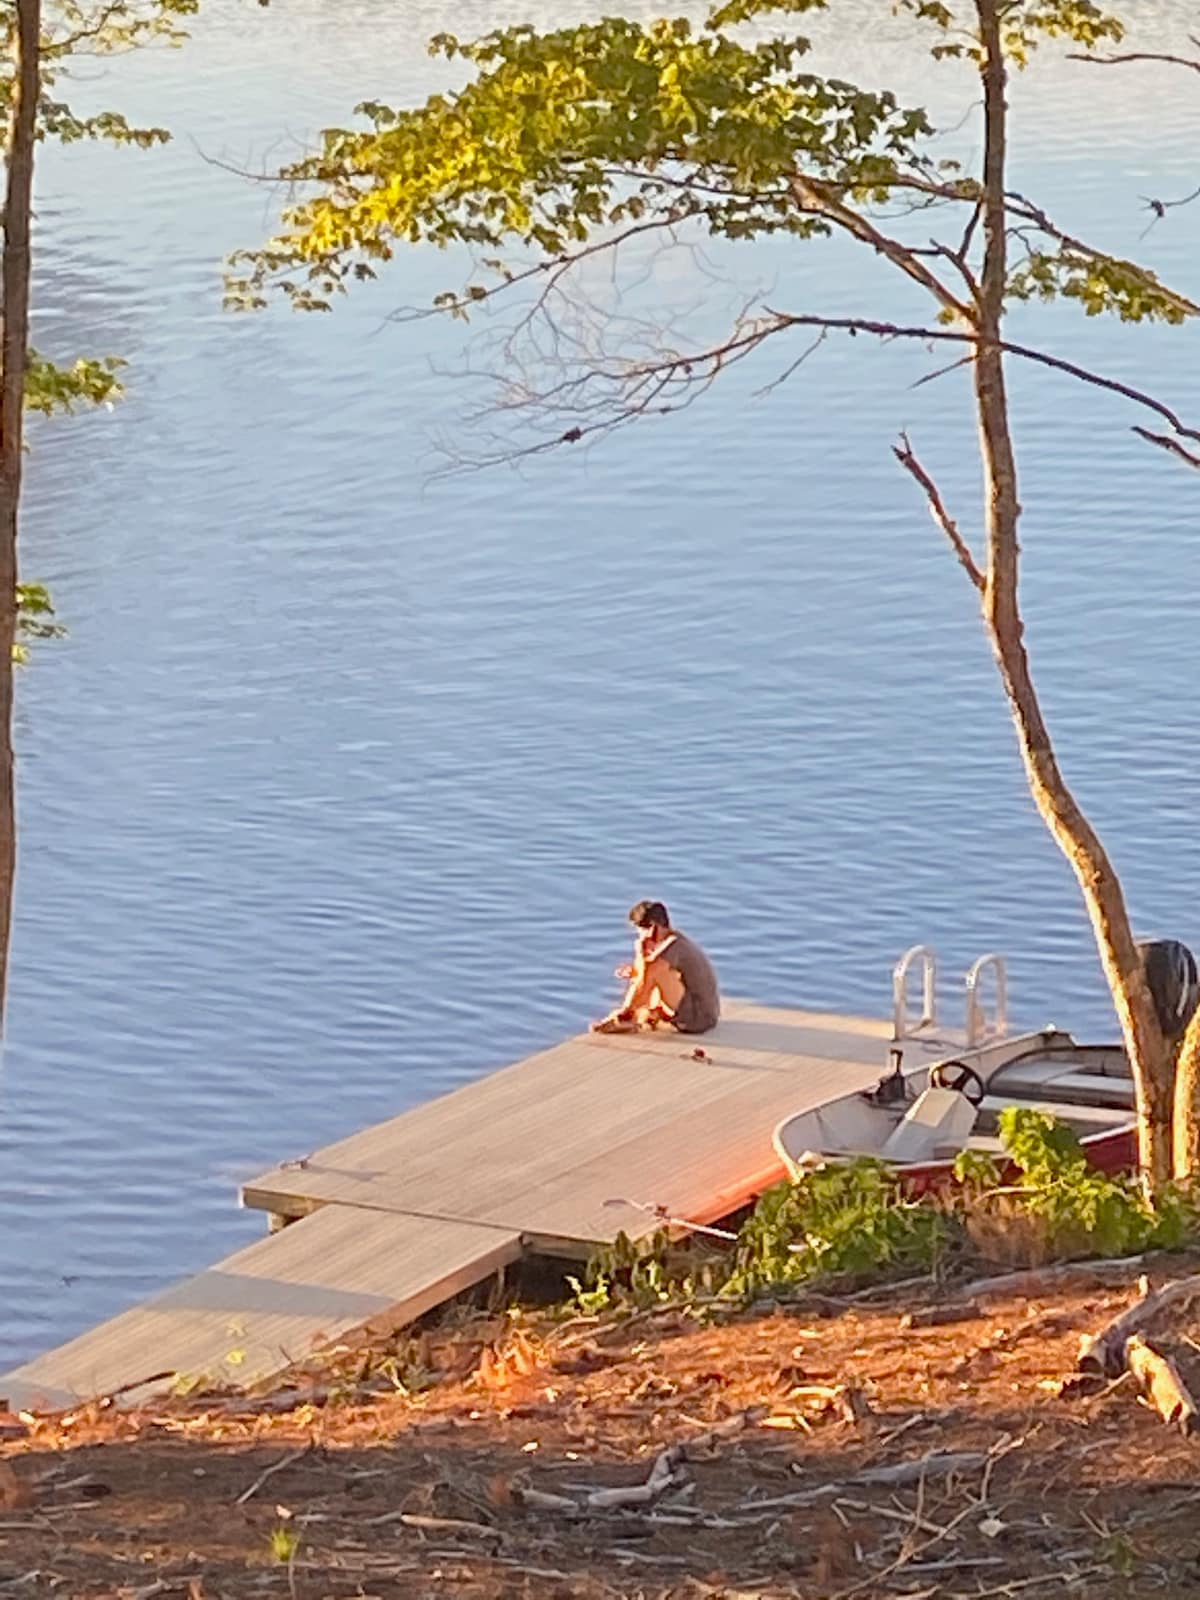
[965,952,1008,1045]
[893,944,938,1040]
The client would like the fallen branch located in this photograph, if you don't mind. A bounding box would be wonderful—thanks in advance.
[235,1442,313,1506]
[954,1255,1147,1302]
[586,1450,683,1510]
[1077,1272,1200,1375]
[1124,1333,1199,1436]
[510,1484,583,1515]
[396,1511,503,1539]
[900,1302,982,1329]
[209,1386,331,1418]
[730,1449,987,1518]
[585,1407,764,1510]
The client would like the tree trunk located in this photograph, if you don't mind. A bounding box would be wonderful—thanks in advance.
[0,0,39,1029]
[1172,1004,1200,1178]
[970,0,1174,1188]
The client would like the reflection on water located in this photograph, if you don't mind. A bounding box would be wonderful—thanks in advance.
[1,0,1198,1368]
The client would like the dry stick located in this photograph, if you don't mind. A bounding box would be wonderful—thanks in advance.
[900,1302,982,1329]
[509,1484,580,1515]
[1132,426,1200,469]
[836,1496,951,1538]
[1077,1271,1200,1375]
[221,1387,331,1417]
[728,1451,987,1519]
[1068,47,1200,74]
[954,1255,1148,1303]
[967,1566,1107,1599]
[893,434,984,591]
[235,1442,313,1506]
[1124,1334,1199,1436]
[845,1272,935,1303]
[395,1512,503,1539]
[585,1407,765,1511]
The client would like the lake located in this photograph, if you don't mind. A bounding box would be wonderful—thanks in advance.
[2,0,1198,1369]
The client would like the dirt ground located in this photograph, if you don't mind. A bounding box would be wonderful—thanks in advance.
[4,1258,1200,1600]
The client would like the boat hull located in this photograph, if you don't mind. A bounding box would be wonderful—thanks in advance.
[895,1120,1137,1198]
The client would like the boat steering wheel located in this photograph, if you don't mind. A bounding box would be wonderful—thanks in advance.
[929,1059,986,1107]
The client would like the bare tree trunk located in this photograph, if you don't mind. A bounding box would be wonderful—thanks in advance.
[0,0,39,1030]
[970,0,1174,1188]
[1172,1005,1200,1178]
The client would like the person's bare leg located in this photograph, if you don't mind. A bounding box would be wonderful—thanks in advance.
[594,957,684,1033]
[636,960,684,1027]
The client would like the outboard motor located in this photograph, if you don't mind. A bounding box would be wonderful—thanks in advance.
[864,1045,910,1106]
[1137,938,1200,1043]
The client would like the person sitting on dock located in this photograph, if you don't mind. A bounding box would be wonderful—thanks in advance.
[591,900,720,1036]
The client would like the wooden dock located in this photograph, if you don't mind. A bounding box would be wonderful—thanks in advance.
[1,999,953,1413]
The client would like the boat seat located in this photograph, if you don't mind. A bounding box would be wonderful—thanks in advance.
[965,1134,1006,1155]
[987,1059,1077,1091]
[880,1087,977,1164]
[990,1068,1135,1109]
[977,1095,1122,1134]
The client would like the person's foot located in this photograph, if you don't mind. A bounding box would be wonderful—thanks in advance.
[590,1014,638,1034]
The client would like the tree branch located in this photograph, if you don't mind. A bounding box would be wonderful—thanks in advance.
[757,313,1200,447]
[789,173,974,324]
[441,307,1200,472]
[1069,47,1200,75]
[1131,426,1200,470]
[893,432,985,592]
[1005,189,1200,319]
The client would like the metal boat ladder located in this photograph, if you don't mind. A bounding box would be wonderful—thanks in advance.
[893,944,1008,1046]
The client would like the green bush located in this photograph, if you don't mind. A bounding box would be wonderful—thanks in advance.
[989,1107,1199,1258]
[723,1157,957,1297]
[564,1111,1200,1316]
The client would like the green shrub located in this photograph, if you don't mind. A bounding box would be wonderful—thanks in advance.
[723,1157,957,1297]
[563,1112,1200,1317]
[992,1106,1200,1258]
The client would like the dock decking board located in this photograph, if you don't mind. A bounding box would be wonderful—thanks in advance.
[242,1002,901,1246]
[3,1000,908,1411]
[2,1206,521,1413]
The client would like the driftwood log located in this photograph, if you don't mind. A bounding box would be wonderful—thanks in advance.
[1077,1272,1200,1376]
[514,1407,766,1516]
[586,1406,766,1510]
[1124,1334,1199,1436]
[1070,1272,1200,1437]
[954,1256,1147,1303]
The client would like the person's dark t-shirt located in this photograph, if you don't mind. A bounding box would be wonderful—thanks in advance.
[651,930,720,1033]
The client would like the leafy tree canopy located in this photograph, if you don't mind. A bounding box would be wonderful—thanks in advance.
[229,0,1193,347]
[1,1,197,413]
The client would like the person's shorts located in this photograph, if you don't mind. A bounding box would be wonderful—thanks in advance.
[670,992,716,1034]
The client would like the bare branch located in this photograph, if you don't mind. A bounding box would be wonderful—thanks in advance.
[432,302,1200,475]
[893,432,985,592]
[751,328,828,399]
[755,313,1200,447]
[1069,48,1200,75]
[1131,426,1200,470]
[911,354,973,390]
[789,174,974,323]
[1139,185,1200,235]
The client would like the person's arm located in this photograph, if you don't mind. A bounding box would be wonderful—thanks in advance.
[612,945,655,1019]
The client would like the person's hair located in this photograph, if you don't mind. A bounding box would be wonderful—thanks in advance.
[629,899,670,930]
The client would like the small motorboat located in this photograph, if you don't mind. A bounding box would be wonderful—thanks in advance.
[772,947,1137,1194]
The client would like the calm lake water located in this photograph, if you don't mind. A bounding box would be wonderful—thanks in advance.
[1,0,1198,1369]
